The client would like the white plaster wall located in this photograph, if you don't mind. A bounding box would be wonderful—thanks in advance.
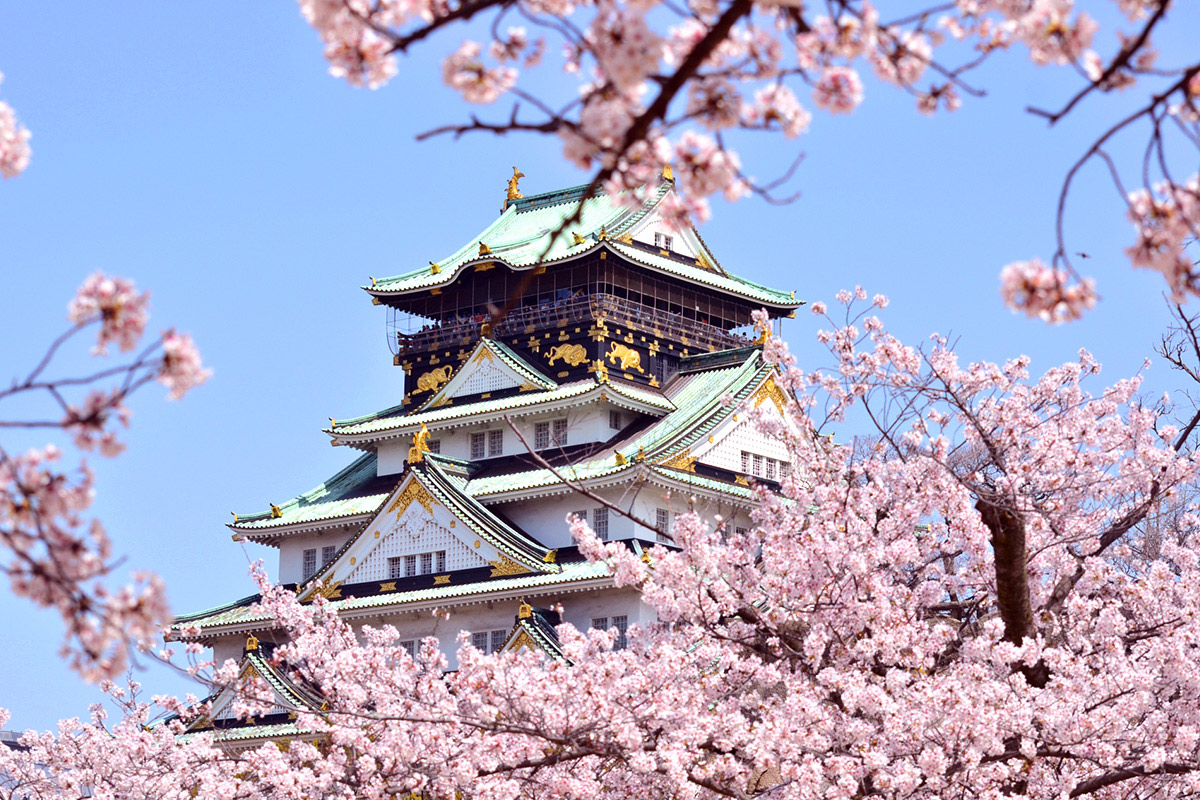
[278,527,354,584]
[630,209,698,258]
[699,415,792,474]
[361,587,651,668]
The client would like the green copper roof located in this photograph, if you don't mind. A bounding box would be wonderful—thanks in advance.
[367,180,798,308]
[231,453,391,533]
[173,558,613,633]
[329,378,673,441]
[466,351,770,498]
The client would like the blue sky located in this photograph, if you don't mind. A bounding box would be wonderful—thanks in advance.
[0,3,1196,727]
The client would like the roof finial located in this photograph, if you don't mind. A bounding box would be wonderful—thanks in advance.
[430,261,442,275]
[246,634,259,652]
[506,167,526,206]
[662,164,674,181]
[518,599,533,619]
[408,423,432,464]
[270,503,282,519]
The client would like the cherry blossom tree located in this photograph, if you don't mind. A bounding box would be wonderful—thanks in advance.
[295,0,1198,322]
[0,270,211,683]
[6,295,1200,800]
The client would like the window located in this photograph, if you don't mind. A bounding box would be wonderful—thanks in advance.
[591,616,608,631]
[535,421,550,449]
[736,526,749,536]
[573,509,587,524]
[780,461,792,478]
[302,548,317,579]
[612,615,628,650]
[654,232,673,250]
[471,431,486,459]
[420,552,433,575]
[436,550,446,573]
[609,410,623,430]
[553,417,568,445]
[427,439,441,454]
[752,454,764,477]
[322,545,336,565]
[741,451,751,473]
[404,554,417,577]
[656,508,672,544]
[766,458,777,480]
[388,557,403,580]
[488,429,503,456]
[472,630,508,654]
[594,507,609,541]
[400,640,416,658]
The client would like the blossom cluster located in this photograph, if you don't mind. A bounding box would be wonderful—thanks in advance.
[7,294,1200,800]
[1125,174,1200,302]
[0,72,31,179]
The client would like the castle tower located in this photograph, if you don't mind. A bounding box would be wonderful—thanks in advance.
[172,172,802,745]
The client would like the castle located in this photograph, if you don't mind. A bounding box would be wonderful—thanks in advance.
[172,171,801,745]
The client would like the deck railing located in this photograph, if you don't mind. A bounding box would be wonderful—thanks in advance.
[396,294,750,355]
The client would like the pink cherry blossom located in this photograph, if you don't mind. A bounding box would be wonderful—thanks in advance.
[812,66,864,114]
[0,72,31,180]
[1000,257,1098,322]
[442,41,517,104]
[158,329,212,400]
[61,390,131,458]
[67,272,150,355]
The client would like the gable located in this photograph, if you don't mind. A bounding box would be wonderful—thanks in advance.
[418,339,555,411]
[691,377,796,474]
[298,465,555,601]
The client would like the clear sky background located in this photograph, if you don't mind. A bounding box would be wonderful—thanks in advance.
[0,3,1196,728]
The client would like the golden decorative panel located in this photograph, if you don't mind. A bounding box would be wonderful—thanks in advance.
[433,575,451,585]
[605,342,644,374]
[488,554,529,578]
[659,449,697,473]
[509,630,535,652]
[379,581,397,593]
[753,377,789,414]
[545,343,587,366]
[473,347,495,364]
[388,480,435,516]
[415,365,453,394]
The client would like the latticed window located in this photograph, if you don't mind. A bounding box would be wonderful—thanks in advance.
[741,451,751,472]
[436,550,446,572]
[420,552,433,574]
[470,432,486,459]
[654,232,673,250]
[656,508,671,544]
[591,617,608,631]
[752,454,764,477]
[302,548,317,579]
[488,429,503,456]
[322,545,336,565]
[491,629,506,653]
[594,507,609,540]
[766,458,777,480]
[553,418,568,445]
[400,640,416,658]
[609,410,622,430]
[388,557,404,580]
[612,615,628,650]
[535,421,550,449]
[780,462,792,478]
[472,632,488,651]
[573,509,587,524]
[736,527,749,537]
[404,555,417,577]
[427,439,441,454]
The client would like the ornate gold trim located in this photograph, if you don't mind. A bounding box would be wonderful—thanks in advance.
[489,554,530,577]
[752,377,789,414]
[659,449,697,473]
[388,479,435,516]
[433,575,451,585]
[509,630,536,652]
[379,581,396,592]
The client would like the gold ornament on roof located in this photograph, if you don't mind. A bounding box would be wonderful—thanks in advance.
[572,232,587,246]
[478,242,492,256]
[506,167,525,202]
[415,365,453,394]
[598,225,609,241]
[370,276,377,287]
[662,164,674,181]
[270,503,282,519]
[615,451,628,466]
[605,342,644,374]
[408,424,432,464]
[245,634,259,652]
[430,261,442,274]
[543,549,558,564]
[546,343,587,366]
[518,599,533,619]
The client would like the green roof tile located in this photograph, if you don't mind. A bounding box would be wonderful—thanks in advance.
[231,453,391,532]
